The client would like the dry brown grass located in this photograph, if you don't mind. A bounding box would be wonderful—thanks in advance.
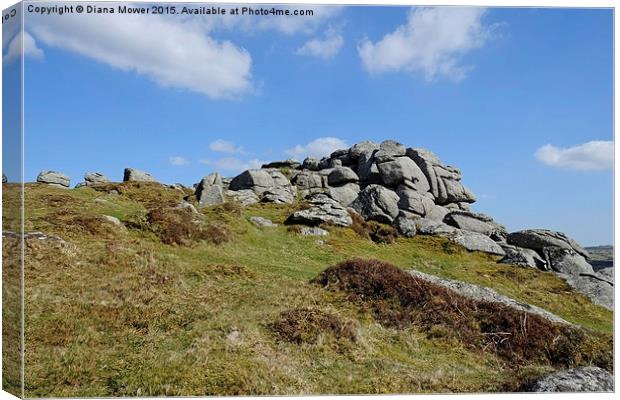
[312,258,612,370]
[127,207,232,246]
[270,308,356,345]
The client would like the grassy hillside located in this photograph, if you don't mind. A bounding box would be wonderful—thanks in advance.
[2,182,613,397]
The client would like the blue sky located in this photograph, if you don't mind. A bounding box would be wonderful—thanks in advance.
[2,4,613,245]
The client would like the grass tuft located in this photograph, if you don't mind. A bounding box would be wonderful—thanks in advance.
[270,308,356,345]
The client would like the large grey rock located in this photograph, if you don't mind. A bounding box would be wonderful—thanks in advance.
[444,210,507,240]
[348,140,379,160]
[197,185,225,207]
[377,157,430,189]
[229,169,295,204]
[499,244,547,269]
[406,148,475,205]
[351,184,400,224]
[408,270,570,325]
[261,186,296,204]
[413,218,459,236]
[374,140,406,162]
[327,183,360,207]
[545,248,594,275]
[286,193,353,227]
[123,168,156,183]
[426,204,450,222]
[522,367,613,392]
[451,230,506,256]
[302,157,321,171]
[327,167,359,186]
[195,173,225,207]
[507,229,589,259]
[37,170,70,188]
[561,272,613,310]
[396,186,435,217]
[84,172,109,185]
[291,170,325,197]
[393,213,417,237]
[356,151,382,185]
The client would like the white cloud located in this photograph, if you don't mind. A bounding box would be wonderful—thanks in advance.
[297,28,344,60]
[3,32,44,64]
[28,13,252,99]
[358,7,495,81]
[535,140,613,171]
[200,157,264,173]
[285,137,348,159]
[209,139,246,154]
[169,156,189,166]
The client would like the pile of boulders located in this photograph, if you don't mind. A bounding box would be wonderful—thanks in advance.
[31,139,612,309]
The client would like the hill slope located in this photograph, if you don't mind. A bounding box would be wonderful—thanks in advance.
[2,183,613,396]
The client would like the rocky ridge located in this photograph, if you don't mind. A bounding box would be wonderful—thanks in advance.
[27,139,613,311]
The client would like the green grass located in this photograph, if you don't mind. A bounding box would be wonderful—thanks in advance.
[3,183,612,396]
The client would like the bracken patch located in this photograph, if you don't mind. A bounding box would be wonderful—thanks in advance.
[348,211,397,244]
[312,258,612,370]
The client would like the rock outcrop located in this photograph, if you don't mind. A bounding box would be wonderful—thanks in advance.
[123,168,156,183]
[521,367,613,392]
[285,193,352,227]
[37,171,70,188]
[195,172,225,207]
[229,169,296,204]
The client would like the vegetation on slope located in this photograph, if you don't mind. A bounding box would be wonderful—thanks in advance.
[1,183,613,396]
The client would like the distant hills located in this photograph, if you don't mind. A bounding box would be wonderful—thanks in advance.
[585,245,613,270]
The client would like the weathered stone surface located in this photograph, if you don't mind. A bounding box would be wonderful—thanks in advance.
[413,218,458,236]
[327,183,360,207]
[406,148,475,205]
[286,193,352,227]
[499,244,547,269]
[197,185,225,207]
[451,230,506,256]
[396,186,435,217]
[300,227,329,236]
[393,213,417,237]
[261,159,301,169]
[444,210,507,239]
[426,204,450,222]
[195,173,225,207]
[327,167,359,186]
[261,187,296,204]
[348,140,379,160]
[377,157,430,189]
[226,189,259,206]
[291,170,325,197]
[545,248,594,275]
[351,184,400,224]
[374,140,406,162]
[250,216,277,228]
[37,170,70,187]
[507,229,589,259]
[356,151,382,184]
[123,168,156,183]
[408,270,570,325]
[229,169,295,204]
[84,172,110,185]
[561,272,613,310]
[302,157,321,171]
[521,367,613,392]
